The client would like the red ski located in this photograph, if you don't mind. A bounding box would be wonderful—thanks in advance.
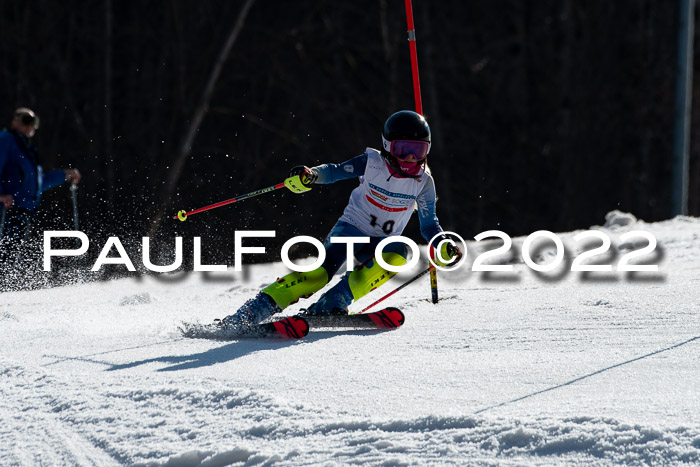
[267,316,310,339]
[180,316,309,340]
[299,307,405,329]
[181,309,403,340]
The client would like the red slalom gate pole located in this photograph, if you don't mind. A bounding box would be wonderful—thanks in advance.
[405,0,423,115]
[404,0,439,304]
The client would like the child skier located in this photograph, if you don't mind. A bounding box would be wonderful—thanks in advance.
[220,110,460,329]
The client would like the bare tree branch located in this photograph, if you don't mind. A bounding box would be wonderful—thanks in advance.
[148,0,257,237]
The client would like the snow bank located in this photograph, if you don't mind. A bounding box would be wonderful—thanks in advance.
[603,210,638,228]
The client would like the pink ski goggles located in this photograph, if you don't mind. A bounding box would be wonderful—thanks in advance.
[382,136,430,161]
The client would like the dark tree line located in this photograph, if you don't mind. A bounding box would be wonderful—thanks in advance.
[0,0,697,267]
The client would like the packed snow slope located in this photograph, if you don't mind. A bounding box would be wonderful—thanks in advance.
[1,214,699,466]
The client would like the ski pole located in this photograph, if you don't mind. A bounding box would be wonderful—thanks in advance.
[175,182,285,221]
[0,205,6,238]
[70,183,79,230]
[174,175,310,221]
[429,247,439,303]
[359,265,432,314]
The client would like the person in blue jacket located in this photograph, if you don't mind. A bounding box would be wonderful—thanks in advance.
[0,108,81,243]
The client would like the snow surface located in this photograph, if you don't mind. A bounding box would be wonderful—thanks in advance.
[1,215,699,465]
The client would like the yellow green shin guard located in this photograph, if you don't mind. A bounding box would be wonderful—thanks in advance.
[263,267,329,309]
[347,252,407,300]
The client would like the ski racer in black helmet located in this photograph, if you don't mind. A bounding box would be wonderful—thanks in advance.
[218,110,460,330]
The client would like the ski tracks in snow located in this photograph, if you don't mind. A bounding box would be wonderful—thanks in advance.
[0,362,119,466]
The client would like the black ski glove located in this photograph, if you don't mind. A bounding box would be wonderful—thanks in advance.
[445,243,463,262]
[288,165,318,186]
[436,240,463,267]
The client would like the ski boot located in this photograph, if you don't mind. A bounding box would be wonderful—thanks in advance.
[218,292,282,330]
[299,277,353,317]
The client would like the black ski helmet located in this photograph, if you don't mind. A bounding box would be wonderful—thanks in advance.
[381,110,431,177]
[382,110,431,145]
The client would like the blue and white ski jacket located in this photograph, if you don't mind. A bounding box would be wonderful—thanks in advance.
[312,148,444,246]
[0,129,66,212]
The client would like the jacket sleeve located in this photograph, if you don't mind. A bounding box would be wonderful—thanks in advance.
[416,175,446,248]
[311,153,368,184]
[41,168,67,192]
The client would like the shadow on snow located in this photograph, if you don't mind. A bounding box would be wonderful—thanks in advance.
[42,328,393,372]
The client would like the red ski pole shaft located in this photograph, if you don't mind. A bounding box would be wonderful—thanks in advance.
[173,182,286,220]
[360,266,432,313]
